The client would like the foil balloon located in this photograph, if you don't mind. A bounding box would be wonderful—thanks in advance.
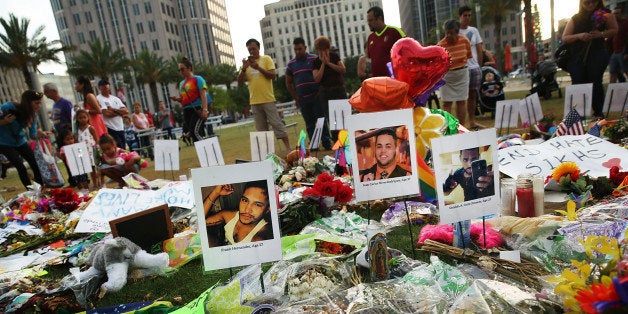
[348,77,415,112]
[391,38,450,99]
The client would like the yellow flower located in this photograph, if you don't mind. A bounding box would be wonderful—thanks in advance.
[555,200,580,221]
[413,107,445,160]
[578,236,620,259]
[551,162,580,182]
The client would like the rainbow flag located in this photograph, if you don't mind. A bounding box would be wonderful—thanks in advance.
[417,156,437,202]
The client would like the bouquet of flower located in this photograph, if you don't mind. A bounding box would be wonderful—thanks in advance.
[50,188,82,213]
[592,9,610,30]
[302,172,353,205]
[603,119,628,143]
[550,162,592,196]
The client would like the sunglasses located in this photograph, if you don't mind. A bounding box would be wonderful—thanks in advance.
[178,67,187,71]
[35,92,43,98]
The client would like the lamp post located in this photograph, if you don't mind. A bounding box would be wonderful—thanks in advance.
[475,3,481,29]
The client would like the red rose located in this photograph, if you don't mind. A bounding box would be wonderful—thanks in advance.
[319,181,338,197]
[317,172,334,183]
[335,184,353,204]
[570,170,580,181]
[302,187,320,198]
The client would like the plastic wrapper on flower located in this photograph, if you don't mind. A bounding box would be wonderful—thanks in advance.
[272,279,448,313]
[300,211,383,244]
[402,255,471,299]
[281,233,363,260]
[205,264,260,313]
[504,233,585,273]
[380,201,437,228]
[450,279,559,313]
[388,248,428,278]
[576,195,628,221]
[265,153,286,181]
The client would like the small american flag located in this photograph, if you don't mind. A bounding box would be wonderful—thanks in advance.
[587,122,602,137]
[555,108,585,136]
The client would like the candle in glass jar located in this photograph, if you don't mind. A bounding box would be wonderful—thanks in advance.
[516,174,535,218]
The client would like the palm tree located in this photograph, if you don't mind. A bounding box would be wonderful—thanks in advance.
[477,0,521,73]
[132,49,166,111]
[67,39,128,80]
[0,14,71,89]
[207,63,238,89]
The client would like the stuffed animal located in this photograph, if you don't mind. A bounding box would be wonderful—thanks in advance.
[285,148,310,167]
[116,151,148,169]
[77,237,169,297]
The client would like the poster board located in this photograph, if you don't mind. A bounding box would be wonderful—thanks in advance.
[250,131,275,161]
[191,161,282,271]
[154,140,180,171]
[308,117,326,150]
[328,99,351,130]
[431,129,499,224]
[195,137,225,167]
[109,204,173,251]
[602,82,628,118]
[498,134,628,179]
[63,142,93,176]
[349,109,419,202]
[494,100,520,129]
[519,93,543,127]
[564,83,593,119]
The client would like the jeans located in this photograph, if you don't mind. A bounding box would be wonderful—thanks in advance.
[0,143,42,188]
[299,95,332,149]
[567,46,609,117]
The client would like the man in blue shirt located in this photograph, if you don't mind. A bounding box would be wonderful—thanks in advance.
[43,83,73,134]
[285,37,332,150]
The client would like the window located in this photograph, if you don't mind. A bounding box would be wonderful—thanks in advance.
[144,2,152,14]
[70,0,76,5]
[161,2,166,14]
[133,3,140,15]
[510,13,515,21]
[85,12,93,23]
[511,39,517,47]
[72,13,81,25]
[165,21,169,32]
[148,21,156,32]
[502,28,507,35]
[77,32,85,44]
[136,23,144,34]
[152,39,160,50]
[82,0,88,4]
[511,27,516,35]
[89,30,97,41]
[140,41,148,49]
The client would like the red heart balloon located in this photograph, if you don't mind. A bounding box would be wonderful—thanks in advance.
[391,38,450,99]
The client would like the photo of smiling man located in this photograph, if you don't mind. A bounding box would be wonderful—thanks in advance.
[359,127,411,182]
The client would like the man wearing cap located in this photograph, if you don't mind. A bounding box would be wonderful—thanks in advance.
[97,79,128,149]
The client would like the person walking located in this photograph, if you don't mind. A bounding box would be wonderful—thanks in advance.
[562,0,617,118]
[97,79,129,149]
[237,38,290,151]
[0,90,45,189]
[366,6,405,77]
[459,5,485,130]
[169,56,212,142]
[156,101,174,139]
[75,76,107,138]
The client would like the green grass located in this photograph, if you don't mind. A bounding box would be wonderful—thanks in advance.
[6,88,570,308]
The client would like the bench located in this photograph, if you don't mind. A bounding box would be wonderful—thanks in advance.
[204,115,222,137]
[276,101,298,135]
[133,127,155,160]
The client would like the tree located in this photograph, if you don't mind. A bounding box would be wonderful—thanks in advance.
[66,39,128,80]
[477,0,521,74]
[523,0,534,71]
[273,75,290,103]
[0,14,71,89]
[132,49,166,111]
[207,63,238,89]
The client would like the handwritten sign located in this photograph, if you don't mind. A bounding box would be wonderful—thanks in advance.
[329,99,351,130]
[564,83,593,119]
[75,181,194,233]
[195,137,224,167]
[154,140,180,171]
[308,117,325,150]
[494,100,520,129]
[498,134,628,179]
[603,82,628,118]
[519,93,543,127]
[63,142,93,176]
[250,131,274,161]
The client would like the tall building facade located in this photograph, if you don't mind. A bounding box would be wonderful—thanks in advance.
[50,0,234,111]
[0,67,28,104]
[260,0,382,74]
[399,0,462,45]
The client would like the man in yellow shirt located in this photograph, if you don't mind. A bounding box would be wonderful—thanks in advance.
[237,38,290,151]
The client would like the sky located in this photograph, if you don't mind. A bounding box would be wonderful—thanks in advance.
[0,0,577,76]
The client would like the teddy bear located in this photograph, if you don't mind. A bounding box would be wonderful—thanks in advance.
[77,237,169,298]
[115,151,148,169]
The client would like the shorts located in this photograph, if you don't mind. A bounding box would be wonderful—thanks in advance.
[468,66,481,90]
[609,52,628,74]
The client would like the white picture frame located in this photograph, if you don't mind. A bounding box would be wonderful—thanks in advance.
[494,100,520,129]
[191,161,282,271]
[519,93,543,127]
[328,99,351,130]
[308,117,326,150]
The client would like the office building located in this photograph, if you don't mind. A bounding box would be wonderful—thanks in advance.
[50,0,234,111]
[0,67,28,104]
[260,0,381,74]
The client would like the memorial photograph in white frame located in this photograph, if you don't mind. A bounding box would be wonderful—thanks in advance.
[348,109,419,202]
[431,129,499,224]
[191,161,282,272]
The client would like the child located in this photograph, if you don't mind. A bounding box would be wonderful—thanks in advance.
[57,129,89,190]
[480,71,503,97]
[99,135,140,187]
[123,116,138,151]
[75,109,100,189]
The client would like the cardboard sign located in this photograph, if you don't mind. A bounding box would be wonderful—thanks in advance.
[519,93,543,127]
[602,82,628,118]
[308,117,326,150]
[75,181,194,233]
[195,137,225,167]
[250,131,274,161]
[498,134,628,179]
[494,100,520,129]
[191,161,282,271]
[564,83,593,119]
[328,99,351,130]
[109,204,173,251]
[349,109,419,202]
[63,142,93,176]
[154,140,180,171]
[431,129,500,224]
